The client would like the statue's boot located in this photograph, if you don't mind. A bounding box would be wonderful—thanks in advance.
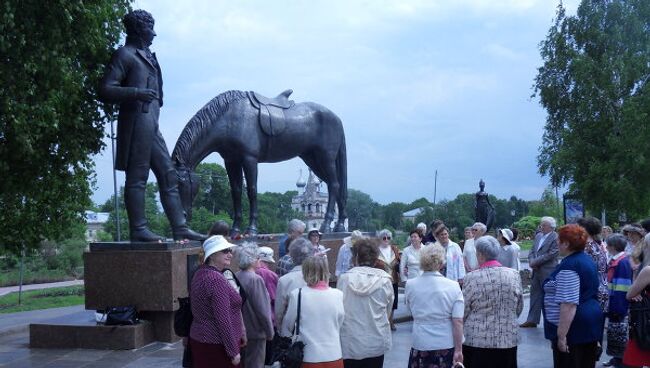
[125,187,165,242]
[160,170,207,242]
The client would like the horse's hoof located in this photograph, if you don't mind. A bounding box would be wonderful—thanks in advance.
[230,229,241,239]
[245,227,258,236]
[334,222,347,232]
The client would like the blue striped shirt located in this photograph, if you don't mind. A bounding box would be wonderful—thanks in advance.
[543,270,580,324]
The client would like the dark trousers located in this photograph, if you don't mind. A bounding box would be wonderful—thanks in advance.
[551,341,598,368]
[343,355,384,368]
[463,345,517,368]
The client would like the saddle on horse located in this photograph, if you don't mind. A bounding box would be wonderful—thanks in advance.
[248,89,295,136]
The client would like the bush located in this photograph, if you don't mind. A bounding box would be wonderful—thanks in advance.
[513,216,542,240]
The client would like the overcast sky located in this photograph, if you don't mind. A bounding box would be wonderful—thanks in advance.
[90,0,580,206]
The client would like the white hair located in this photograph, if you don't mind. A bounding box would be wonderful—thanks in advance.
[475,236,501,261]
[472,222,487,234]
[541,216,557,229]
[288,219,306,233]
[416,222,427,232]
[237,242,259,270]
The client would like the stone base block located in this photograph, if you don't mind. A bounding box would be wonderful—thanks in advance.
[30,321,154,350]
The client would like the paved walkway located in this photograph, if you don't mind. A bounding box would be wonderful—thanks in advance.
[0,281,84,297]
[0,293,616,368]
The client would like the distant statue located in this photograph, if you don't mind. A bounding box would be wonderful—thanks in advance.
[172,89,348,236]
[98,10,205,242]
[475,179,496,231]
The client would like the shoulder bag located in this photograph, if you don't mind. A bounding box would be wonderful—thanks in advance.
[628,292,650,350]
[275,288,305,368]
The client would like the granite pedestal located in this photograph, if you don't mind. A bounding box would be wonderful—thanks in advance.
[30,241,202,349]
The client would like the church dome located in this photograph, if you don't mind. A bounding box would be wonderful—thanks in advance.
[296,169,307,188]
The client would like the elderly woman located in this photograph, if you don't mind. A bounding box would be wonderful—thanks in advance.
[602,234,634,368]
[400,229,424,281]
[405,244,464,367]
[275,237,311,329]
[307,227,328,254]
[543,224,604,368]
[463,236,523,368]
[376,229,401,330]
[234,242,274,368]
[281,256,345,368]
[576,217,609,312]
[433,225,466,283]
[622,224,645,263]
[338,238,394,368]
[497,228,519,270]
[189,235,244,367]
[622,262,650,366]
[336,230,365,277]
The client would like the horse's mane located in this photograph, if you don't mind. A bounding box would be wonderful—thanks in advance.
[173,90,248,167]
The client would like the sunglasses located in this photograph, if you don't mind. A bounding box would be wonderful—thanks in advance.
[382,237,391,240]
[219,248,233,254]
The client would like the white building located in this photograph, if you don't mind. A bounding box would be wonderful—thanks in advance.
[84,210,110,242]
[291,169,341,231]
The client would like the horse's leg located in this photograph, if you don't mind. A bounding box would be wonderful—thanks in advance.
[320,161,341,234]
[242,155,258,236]
[334,143,348,232]
[224,159,243,237]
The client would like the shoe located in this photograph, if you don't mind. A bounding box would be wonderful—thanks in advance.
[603,357,621,367]
[173,227,208,241]
[519,322,537,328]
[130,228,165,242]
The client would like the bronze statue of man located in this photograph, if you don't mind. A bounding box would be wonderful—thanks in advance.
[98,10,205,242]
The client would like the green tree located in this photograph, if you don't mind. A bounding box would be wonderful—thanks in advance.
[381,202,408,229]
[528,187,563,223]
[347,189,378,231]
[256,191,302,233]
[534,0,650,218]
[192,163,232,215]
[0,1,131,253]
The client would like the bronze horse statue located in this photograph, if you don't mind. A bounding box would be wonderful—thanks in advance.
[172,89,348,236]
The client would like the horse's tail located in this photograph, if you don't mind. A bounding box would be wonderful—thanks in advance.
[336,132,348,219]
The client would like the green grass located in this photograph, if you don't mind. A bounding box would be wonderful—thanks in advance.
[519,239,533,251]
[0,269,75,287]
[0,286,84,314]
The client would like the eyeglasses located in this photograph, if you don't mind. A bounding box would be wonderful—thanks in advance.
[471,229,478,232]
[382,237,391,240]
[220,248,233,254]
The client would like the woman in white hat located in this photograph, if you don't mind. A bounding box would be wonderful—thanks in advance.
[496,228,519,270]
[189,235,244,368]
[308,227,328,255]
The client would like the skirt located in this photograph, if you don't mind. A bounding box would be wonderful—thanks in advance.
[408,347,454,368]
[189,338,239,368]
[302,359,344,368]
[623,338,650,367]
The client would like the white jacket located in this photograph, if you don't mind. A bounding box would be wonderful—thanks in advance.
[280,286,345,363]
[337,266,394,359]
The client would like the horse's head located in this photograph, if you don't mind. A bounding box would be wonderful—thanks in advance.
[176,164,200,221]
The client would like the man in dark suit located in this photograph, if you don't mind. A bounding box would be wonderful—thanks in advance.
[99,10,204,242]
[520,216,559,327]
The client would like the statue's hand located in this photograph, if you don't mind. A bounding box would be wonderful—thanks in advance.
[136,88,157,102]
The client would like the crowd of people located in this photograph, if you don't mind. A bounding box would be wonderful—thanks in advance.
[184,216,650,368]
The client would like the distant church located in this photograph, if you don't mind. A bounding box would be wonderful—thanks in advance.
[291,169,343,231]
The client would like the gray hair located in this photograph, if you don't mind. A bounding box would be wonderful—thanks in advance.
[416,222,427,232]
[288,219,306,234]
[377,229,392,239]
[302,256,330,286]
[475,235,501,261]
[237,241,259,270]
[472,222,487,234]
[606,234,627,253]
[420,243,446,272]
[541,216,557,228]
[289,237,312,266]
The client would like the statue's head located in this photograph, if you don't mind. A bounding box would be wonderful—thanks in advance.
[176,164,200,221]
[479,179,485,191]
[123,10,156,46]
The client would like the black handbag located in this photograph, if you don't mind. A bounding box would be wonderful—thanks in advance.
[628,294,650,350]
[104,306,138,326]
[275,288,305,368]
[174,297,193,337]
